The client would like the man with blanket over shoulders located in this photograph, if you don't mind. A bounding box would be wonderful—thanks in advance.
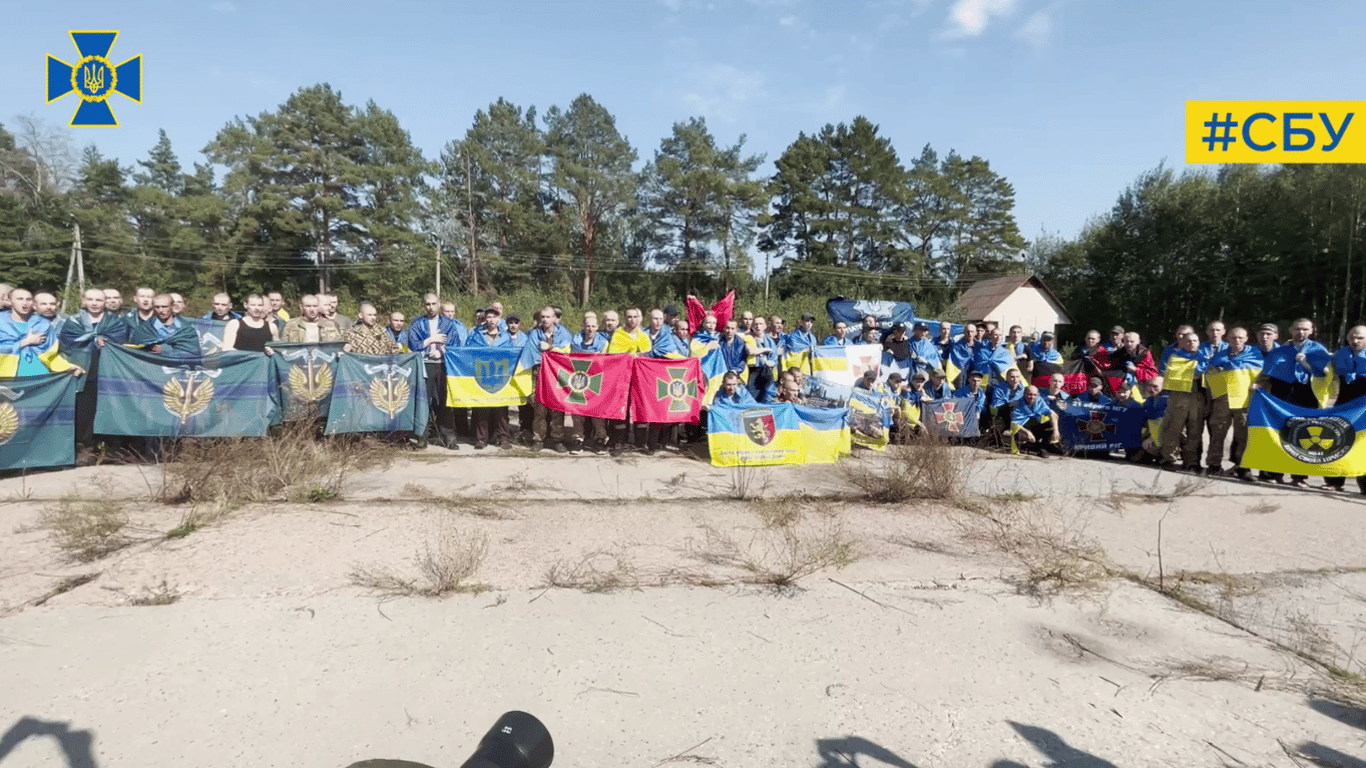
[0,288,78,377]
[129,294,200,358]
[527,306,574,453]
[1159,331,1207,472]
[1260,318,1330,488]
[1205,326,1260,479]
[1325,325,1366,493]
[569,311,609,454]
[59,287,129,451]
[405,293,464,449]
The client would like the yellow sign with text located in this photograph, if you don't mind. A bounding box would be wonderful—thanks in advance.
[1185,101,1362,163]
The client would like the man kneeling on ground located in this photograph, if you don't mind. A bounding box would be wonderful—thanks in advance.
[1010,385,1062,456]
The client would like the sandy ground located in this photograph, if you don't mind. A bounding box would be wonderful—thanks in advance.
[2,445,1366,767]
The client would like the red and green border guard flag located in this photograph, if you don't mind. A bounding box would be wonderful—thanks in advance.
[537,351,630,418]
[631,356,705,424]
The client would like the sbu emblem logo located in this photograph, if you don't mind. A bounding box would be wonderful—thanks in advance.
[1280,415,1355,465]
[46,31,143,127]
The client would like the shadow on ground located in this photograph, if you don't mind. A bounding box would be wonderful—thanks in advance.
[815,735,920,767]
[989,721,1119,768]
[0,716,98,768]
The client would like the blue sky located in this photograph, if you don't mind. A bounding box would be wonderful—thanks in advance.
[5,0,1363,249]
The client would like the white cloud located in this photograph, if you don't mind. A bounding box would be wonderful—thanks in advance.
[779,14,804,28]
[681,64,767,123]
[661,0,683,11]
[1015,7,1052,50]
[211,0,238,11]
[943,0,1022,38]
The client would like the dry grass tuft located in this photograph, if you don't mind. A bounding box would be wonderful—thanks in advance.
[840,434,969,503]
[957,499,1111,596]
[156,420,397,511]
[691,513,858,587]
[130,579,181,607]
[1105,474,1211,512]
[349,521,490,597]
[401,483,508,519]
[39,479,155,563]
[543,550,641,593]
[728,464,771,500]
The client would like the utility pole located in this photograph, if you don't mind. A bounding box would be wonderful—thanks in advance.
[62,222,85,313]
[764,247,771,302]
[466,149,478,296]
[435,241,441,298]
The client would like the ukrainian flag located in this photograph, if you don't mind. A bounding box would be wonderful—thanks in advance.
[698,348,727,405]
[793,404,852,463]
[811,343,882,388]
[0,344,73,377]
[445,347,534,408]
[1207,366,1260,409]
[707,400,804,466]
[1242,389,1366,477]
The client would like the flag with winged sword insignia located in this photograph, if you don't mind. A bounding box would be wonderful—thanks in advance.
[707,400,805,466]
[536,351,631,419]
[94,344,279,437]
[0,372,79,471]
[1242,389,1366,477]
[1057,401,1144,453]
[324,352,428,435]
[919,397,983,439]
[269,342,345,420]
[630,355,704,424]
[445,347,534,408]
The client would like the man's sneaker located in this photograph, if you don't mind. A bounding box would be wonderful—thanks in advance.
[530,441,543,452]
[474,441,487,450]
[553,443,568,453]
[568,443,583,455]
[498,437,512,449]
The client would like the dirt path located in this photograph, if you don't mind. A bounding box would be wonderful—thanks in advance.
[1,448,1364,767]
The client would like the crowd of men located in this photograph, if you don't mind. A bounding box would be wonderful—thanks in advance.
[0,281,1362,493]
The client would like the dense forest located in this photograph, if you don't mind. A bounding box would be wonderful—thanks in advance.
[2,83,1363,347]
[0,84,1024,321]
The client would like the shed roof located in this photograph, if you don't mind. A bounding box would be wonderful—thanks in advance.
[955,274,1073,324]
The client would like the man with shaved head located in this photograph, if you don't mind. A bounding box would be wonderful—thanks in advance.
[60,287,131,450]
[1326,325,1366,493]
[132,287,156,326]
[204,292,239,322]
[33,292,60,324]
[1009,385,1061,455]
[102,287,123,315]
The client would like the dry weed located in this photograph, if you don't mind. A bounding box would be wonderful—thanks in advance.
[543,550,641,593]
[1105,474,1211,512]
[401,483,507,519]
[728,464,771,500]
[840,434,968,503]
[39,482,154,563]
[349,522,489,597]
[157,420,397,510]
[957,499,1111,596]
[691,514,857,587]
[130,579,181,606]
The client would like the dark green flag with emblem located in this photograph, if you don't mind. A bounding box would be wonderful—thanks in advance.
[268,342,346,420]
[0,372,80,471]
[94,345,279,437]
[324,352,428,435]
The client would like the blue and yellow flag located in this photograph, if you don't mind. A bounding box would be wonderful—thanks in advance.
[1207,368,1259,409]
[269,342,345,420]
[849,386,893,450]
[0,371,79,471]
[94,345,278,437]
[445,347,534,407]
[810,344,883,388]
[792,404,852,463]
[1243,389,1366,477]
[325,352,428,436]
[707,400,804,466]
[698,348,727,406]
